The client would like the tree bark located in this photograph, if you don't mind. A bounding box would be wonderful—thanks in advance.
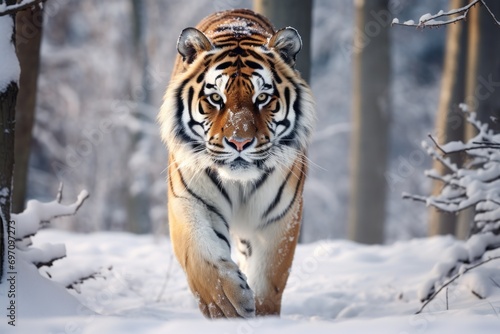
[464,0,500,134]
[428,0,468,237]
[12,4,44,213]
[0,4,19,281]
[348,0,390,244]
[253,0,313,84]
[457,0,500,239]
[126,0,153,233]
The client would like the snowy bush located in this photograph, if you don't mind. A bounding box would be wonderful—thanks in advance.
[11,186,91,282]
[404,104,500,309]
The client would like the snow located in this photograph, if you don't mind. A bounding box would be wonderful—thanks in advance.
[419,13,433,23]
[0,15,20,92]
[12,190,89,239]
[0,0,40,13]
[1,229,499,333]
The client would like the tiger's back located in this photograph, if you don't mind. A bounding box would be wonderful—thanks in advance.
[159,9,315,318]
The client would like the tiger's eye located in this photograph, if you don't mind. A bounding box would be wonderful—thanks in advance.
[257,93,268,102]
[211,93,222,102]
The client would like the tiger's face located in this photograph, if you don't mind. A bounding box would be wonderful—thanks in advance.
[161,26,314,182]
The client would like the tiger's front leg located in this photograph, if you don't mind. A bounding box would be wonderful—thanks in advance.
[238,194,304,316]
[168,174,255,318]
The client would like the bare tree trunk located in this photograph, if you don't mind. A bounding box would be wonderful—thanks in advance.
[458,1,500,239]
[428,0,468,237]
[126,0,153,234]
[0,6,19,282]
[253,0,313,84]
[12,5,44,213]
[348,0,390,244]
[465,0,500,134]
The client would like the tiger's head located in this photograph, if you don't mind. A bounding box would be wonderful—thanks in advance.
[160,16,315,182]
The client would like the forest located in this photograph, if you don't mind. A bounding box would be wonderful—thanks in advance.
[0,0,499,332]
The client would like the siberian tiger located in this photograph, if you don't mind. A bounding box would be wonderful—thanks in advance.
[158,8,315,318]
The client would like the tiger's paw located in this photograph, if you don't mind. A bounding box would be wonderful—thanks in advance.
[192,262,255,318]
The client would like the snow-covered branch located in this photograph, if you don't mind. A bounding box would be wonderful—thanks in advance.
[405,103,500,308]
[417,254,500,314]
[405,104,500,227]
[391,0,500,29]
[12,188,89,242]
[0,0,46,16]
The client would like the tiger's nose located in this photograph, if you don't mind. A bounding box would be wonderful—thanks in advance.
[226,136,253,152]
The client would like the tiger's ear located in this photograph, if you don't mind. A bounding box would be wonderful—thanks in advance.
[177,27,213,64]
[268,27,302,67]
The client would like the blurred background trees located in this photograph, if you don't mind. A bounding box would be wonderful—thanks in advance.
[10,0,489,244]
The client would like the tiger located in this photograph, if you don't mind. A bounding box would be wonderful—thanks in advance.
[158,8,315,318]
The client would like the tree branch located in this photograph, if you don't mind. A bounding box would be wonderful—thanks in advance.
[0,0,47,16]
[392,0,500,29]
[416,255,500,314]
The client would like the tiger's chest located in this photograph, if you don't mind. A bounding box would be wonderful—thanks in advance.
[193,167,298,234]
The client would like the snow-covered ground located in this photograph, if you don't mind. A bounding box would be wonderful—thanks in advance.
[1,229,499,333]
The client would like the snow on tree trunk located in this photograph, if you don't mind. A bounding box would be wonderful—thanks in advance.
[0,8,21,282]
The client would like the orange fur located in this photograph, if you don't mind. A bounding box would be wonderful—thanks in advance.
[159,9,315,318]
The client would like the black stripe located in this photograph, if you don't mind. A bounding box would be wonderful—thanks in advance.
[205,168,232,208]
[176,164,229,230]
[240,239,252,257]
[262,161,305,228]
[213,228,231,250]
[270,65,282,84]
[196,71,205,83]
[216,61,233,70]
[249,168,273,197]
[262,169,293,219]
[245,60,263,69]
[174,79,192,144]
[168,171,182,199]
[214,50,233,63]
[246,48,265,62]
[284,87,291,116]
[279,83,303,147]
[186,86,204,140]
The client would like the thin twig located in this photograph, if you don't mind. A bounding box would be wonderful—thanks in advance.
[480,0,500,26]
[401,193,427,203]
[416,255,500,314]
[392,0,480,28]
[427,135,460,172]
[56,183,63,203]
[392,0,500,29]
[49,190,90,220]
[34,255,66,268]
[489,276,500,289]
[428,134,448,155]
[156,253,175,302]
[446,287,449,310]
[471,290,485,299]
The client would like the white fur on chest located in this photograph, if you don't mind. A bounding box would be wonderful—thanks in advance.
[182,166,291,234]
